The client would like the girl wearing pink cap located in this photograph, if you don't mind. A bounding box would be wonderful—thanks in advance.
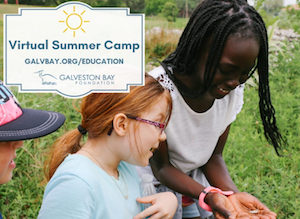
[0,81,65,218]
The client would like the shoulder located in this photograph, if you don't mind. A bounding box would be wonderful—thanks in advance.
[215,84,244,127]
[44,154,106,198]
[43,155,99,196]
[233,84,244,97]
[54,154,100,182]
[38,155,105,218]
[227,84,244,113]
[148,66,177,97]
[217,84,244,106]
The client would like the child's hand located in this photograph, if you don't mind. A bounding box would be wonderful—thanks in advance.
[205,192,237,219]
[228,192,277,219]
[133,192,178,219]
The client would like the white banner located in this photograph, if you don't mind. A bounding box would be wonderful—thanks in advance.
[4,1,145,98]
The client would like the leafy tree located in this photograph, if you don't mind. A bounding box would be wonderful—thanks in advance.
[96,0,125,7]
[174,0,202,17]
[263,0,283,14]
[48,0,124,7]
[17,0,53,5]
[145,0,168,15]
[162,1,178,22]
[124,0,145,13]
[18,0,100,6]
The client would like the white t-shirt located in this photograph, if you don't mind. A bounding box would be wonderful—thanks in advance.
[149,66,244,174]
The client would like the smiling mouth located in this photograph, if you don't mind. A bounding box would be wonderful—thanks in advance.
[218,87,230,94]
[9,160,16,168]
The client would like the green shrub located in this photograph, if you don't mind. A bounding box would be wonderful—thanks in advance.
[162,1,178,22]
[263,0,283,15]
[278,8,300,33]
[145,0,168,15]
[145,28,180,62]
[226,40,300,218]
[152,43,169,57]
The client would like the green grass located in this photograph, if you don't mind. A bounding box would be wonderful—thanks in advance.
[225,40,300,218]
[278,8,300,34]
[0,92,80,218]
[146,15,188,30]
[0,4,299,219]
[0,3,38,15]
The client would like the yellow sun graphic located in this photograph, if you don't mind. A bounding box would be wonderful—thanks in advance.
[59,6,90,38]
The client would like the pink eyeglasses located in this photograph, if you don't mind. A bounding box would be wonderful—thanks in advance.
[126,115,166,133]
[107,114,166,136]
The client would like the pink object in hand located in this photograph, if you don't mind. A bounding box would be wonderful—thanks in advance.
[198,186,234,212]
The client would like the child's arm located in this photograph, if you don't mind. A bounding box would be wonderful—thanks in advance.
[134,192,178,219]
[150,125,276,218]
[202,125,239,192]
[150,139,235,218]
[203,126,277,218]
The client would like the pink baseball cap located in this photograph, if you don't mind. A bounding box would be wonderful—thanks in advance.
[0,81,65,141]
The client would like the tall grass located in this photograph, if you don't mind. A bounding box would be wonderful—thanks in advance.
[145,28,181,69]
[145,16,188,30]
[0,4,299,219]
[0,91,80,218]
[225,40,300,218]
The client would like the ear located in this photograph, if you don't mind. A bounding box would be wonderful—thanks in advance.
[112,113,128,136]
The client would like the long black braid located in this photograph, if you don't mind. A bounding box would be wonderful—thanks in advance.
[162,0,284,155]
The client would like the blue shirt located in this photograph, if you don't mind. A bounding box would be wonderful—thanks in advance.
[38,154,143,219]
[0,212,2,219]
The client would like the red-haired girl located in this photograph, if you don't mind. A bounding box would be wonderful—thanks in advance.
[38,75,177,219]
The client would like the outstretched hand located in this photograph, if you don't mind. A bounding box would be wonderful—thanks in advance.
[204,192,276,219]
[228,192,277,219]
[133,192,178,219]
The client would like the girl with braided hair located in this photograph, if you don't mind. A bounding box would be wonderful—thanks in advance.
[138,0,283,218]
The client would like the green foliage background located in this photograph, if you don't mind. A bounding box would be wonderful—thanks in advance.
[162,2,179,22]
[0,3,299,218]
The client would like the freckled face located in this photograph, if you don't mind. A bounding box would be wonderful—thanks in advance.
[0,141,23,184]
[196,35,259,99]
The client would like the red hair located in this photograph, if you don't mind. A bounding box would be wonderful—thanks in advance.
[45,74,172,180]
